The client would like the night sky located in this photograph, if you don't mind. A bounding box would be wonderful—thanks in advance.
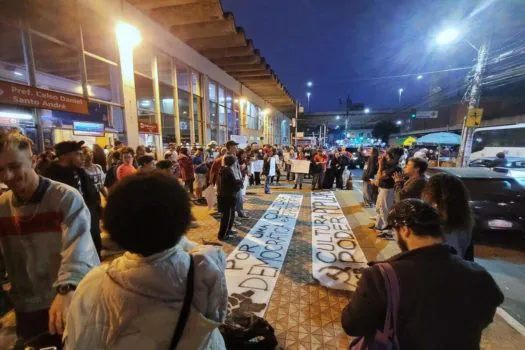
[221,0,525,112]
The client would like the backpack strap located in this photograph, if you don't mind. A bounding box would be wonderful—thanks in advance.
[169,254,195,350]
[376,263,400,347]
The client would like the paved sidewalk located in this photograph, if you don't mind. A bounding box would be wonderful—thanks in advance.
[1,181,524,349]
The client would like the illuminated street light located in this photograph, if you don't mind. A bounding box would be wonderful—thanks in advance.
[306,92,312,111]
[307,81,313,87]
[398,88,404,105]
[116,21,142,48]
[396,120,403,126]
[364,108,370,114]
[336,125,339,129]
[336,115,340,120]
[436,28,460,45]
[417,75,423,80]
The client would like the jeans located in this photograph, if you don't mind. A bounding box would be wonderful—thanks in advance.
[375,187,395,230]
[184,179,194,195]
[295,173,304,186]
[236,190,244,215]
[264,175,272,193]
[312,173,322,190]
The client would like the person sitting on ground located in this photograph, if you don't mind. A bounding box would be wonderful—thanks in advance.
[116,147,136,180]
[65,172,227,349]
[217,155,242,240]
[422,173,475,260]
[342,199,503,350]
[393,157,428,202]
[137,155,156,172]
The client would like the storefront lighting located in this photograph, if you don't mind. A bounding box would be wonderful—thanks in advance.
[13,71,23,77]
[239,98,247,105]
[116,21,142,49]
[234,99,239,104]
[0,111,33,120]
[263,108,271,116]
[140,100,151,107]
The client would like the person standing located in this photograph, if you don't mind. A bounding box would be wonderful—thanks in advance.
[393,157,428,202]
[217,155,242,240]
[91,144,107,172]
[116,147,137,181]
[137,155,156,172]
[225,140,249,219]
[331,151,344,189]
[43,141,103,257]
[193,147,208,204]
[0,132,99,349]
[422,173,475,260]
[362,148,379,207]
[313,148,328,188]
[342,199,503,349]
[82,147,108,199]
[370,148,402,238]
[293,151,306,189]
[104,149,120,190]
[178,147,195,198]
[262,148,277,194]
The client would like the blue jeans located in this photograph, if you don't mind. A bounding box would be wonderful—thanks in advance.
[264,175,272,193]
[236,190,244,214]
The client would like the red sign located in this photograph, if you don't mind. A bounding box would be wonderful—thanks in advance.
[138,121,159,134]
[0,81,89,114]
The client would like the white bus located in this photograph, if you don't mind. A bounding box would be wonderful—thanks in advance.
[470,123,525,160]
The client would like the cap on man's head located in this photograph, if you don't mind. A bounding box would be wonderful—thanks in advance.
[55,141,84,157]
[226,140,239,148]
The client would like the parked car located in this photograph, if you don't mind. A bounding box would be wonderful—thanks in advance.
[426,168,525,235]
[469,156,525,186]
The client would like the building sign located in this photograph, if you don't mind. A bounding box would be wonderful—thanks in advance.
[416,110,438,119]
[0,81,88,114]
[0,117,19,127]
[73,121,105,137]
[138,121,159,134]
[466,108,483,127]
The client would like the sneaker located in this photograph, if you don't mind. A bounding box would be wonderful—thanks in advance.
[229,228,238,234]
[293,184,297,189]
[378,231,395,240]
[265,191,271,194]
[218,233,233,241]
[238,213,250,219]
[234,220,242,225]
[299,185,303,189]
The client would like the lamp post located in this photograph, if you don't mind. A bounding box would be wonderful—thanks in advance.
[436,28,488,166]
[306,92,312,111]
[398,88,404,106]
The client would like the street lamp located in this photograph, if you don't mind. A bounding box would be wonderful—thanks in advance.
[307,81,313,87]
[417,75,423,80]
[398,88,404,105]
[306,92,312,111]
[396,120,403,126]
[336,115,340,120]
[364,108,370,114]
[436,28,460,45]
[116,21,142,48]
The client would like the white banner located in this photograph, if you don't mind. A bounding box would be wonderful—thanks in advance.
[226,194,303,317]
[311,191,368,291]
[291,159,310,174]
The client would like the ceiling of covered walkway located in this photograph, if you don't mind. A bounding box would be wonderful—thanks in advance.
[128,0,297,116]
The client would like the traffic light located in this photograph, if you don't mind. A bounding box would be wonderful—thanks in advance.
[410,108,417,119]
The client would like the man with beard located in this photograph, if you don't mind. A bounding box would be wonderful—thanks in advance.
[341,199,503,350]
[42,141,102,257]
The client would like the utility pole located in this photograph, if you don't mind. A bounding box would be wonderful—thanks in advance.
[294,103,298,147]
[457,42,488,167]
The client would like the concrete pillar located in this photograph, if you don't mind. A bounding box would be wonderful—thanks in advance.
[118,43,139,149]
[172,60,181,144]
[151,55,163,159]
[188,68,195,145]
[201,75,210,144]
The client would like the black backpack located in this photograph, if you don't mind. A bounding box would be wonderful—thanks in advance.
[220,313,278,350]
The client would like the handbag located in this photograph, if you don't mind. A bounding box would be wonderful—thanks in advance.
[349,263,400,350]
[219,312,278,350]
[169,255,223,350]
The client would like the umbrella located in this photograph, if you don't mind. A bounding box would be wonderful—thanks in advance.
[416,132,460,145]
[403,136,417,146]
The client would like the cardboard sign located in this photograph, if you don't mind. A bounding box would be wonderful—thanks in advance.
[291,159,310,174]
[0,80,88,114]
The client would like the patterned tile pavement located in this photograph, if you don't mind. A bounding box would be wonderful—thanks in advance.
[1,179,524,349]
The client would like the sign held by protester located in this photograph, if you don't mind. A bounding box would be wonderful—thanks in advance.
[225,194,303,317]
[290,159,310,174]
[311,191,368,291]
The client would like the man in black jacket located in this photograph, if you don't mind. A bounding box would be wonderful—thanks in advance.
[342,199,503,350]
[362,147,379,207]
[42,141,102,257]
[217,155,242,240]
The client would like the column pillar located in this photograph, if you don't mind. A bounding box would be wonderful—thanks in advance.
[151,55,163,159]
[117,43,139,149]
[188,68,195,145]
[172,60,181,144]
[201,75,210,144]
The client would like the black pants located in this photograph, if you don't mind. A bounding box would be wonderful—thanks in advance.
[219,205,236,239]
[184,179,194,195]
[254,172,261,185]
[335,170,343,189]
[15,309,63,350]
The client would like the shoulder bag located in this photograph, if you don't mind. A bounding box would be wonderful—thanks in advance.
[349,263,400,350]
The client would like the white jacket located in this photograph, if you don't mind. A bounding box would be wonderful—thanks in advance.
[64,240,228,349]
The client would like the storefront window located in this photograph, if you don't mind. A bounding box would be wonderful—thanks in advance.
[80,9,118,62]
[192,71,201,96]
[227,109,234,137]
[246,102,258,130]
[160,83,175,147]
[0,20,27,85]
[135,74,155,113]
[85,55,120,102]
[157,52,173,86]
[32,33,83,95]
[28,1,79,45]
[178,89,191,144]
[218,86,225,106]
[209,101,217,142]
[209,81,217,101]
[134,44,153,78]
[176,60,189,92]
[258,107,265,132]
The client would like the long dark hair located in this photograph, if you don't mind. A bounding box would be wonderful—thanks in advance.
[422,173,474,234]
[92,144,107,171]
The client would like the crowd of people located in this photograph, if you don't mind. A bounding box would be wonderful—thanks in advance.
[0,129,504,349]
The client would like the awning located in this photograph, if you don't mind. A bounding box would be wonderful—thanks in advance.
[129,0,297,116]
[416,132,461,145]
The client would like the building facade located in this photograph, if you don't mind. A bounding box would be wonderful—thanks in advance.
[0,0,294,157]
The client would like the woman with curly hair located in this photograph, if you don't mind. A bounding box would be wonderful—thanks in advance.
[422,173,475,260]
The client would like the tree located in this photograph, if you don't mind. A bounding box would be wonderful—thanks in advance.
[372,120,399,143]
